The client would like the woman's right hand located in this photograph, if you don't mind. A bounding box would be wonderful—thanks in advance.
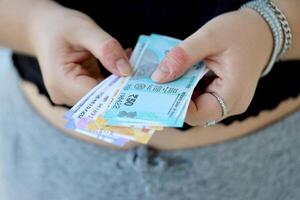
[28,1,132,106]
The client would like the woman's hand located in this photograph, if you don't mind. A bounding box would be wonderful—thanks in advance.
[28,2,132,106]
[151,9,274,126]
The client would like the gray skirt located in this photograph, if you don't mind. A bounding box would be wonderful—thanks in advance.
[0,66,300,200]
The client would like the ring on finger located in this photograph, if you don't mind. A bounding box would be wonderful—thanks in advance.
[209,92,228,118]
[204,120,217,127]
[204,92,228,127]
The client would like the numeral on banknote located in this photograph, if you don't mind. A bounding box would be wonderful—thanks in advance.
[125,94,139,106]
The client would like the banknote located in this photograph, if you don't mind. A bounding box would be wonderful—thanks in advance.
[103,34,208,127]
[75,128,130,147]
[66,75,120,121]
[65,68,155,144]
[64,75,114,119]
[66,118,154,145]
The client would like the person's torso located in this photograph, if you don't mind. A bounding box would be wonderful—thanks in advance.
[13,0,300,150]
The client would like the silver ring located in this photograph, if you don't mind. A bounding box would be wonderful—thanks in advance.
[205,120,216,127]
[209,92,228,118]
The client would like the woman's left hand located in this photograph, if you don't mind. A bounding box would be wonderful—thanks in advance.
[151,9,274,126]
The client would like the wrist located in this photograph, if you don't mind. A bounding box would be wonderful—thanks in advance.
[238,8,274,75]
[240,0,292,77]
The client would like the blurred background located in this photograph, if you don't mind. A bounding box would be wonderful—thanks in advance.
[0,48,12,75]
[0,49,11,189]
[0,47,10,197]
[0,46,12,193]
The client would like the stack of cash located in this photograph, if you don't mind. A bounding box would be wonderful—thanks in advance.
[64,34,208,146]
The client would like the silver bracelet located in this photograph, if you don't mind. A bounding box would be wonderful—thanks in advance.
[267,0,292,58]
[241,0,284,77]
[241,0,292,76]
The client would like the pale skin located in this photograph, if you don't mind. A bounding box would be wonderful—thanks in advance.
[0,0,299,126]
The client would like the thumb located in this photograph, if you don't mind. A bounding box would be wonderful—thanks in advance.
[70,25,132,76]
[151,30,217,83]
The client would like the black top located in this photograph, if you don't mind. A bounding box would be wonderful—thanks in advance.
[13,0,300,130]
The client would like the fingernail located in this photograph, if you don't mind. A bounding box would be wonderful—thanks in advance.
[116,58,132,76]
[151,65,170,82]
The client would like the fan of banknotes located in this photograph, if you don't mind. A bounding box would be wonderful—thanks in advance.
[64,34,208,146]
